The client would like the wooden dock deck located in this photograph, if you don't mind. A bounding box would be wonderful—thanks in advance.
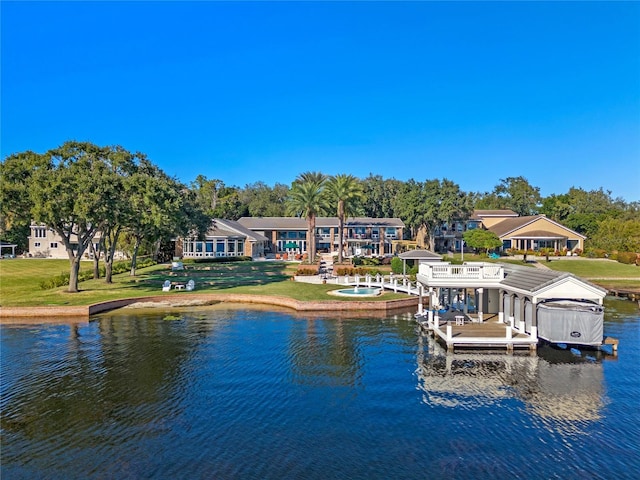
[418,313,538,352]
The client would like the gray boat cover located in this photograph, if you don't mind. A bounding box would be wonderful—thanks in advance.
[537,300,604,345]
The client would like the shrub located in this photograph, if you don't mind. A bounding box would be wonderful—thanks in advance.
[361,257,381,266]
[39,258,158,289]
[192,256,252,264]
[296,265,319,276]
[616,252,638,265]
[391,257,403,274]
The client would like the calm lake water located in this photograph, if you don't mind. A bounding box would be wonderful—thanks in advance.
[1,298,639,479]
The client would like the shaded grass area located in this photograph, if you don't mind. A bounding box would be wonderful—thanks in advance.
[0,259,408,307]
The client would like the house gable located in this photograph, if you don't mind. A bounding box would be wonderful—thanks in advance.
[532,276,606,303]
[492,216,586,240]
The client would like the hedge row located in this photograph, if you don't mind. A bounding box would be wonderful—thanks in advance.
[182,256,252,264]
[39,258,157,290]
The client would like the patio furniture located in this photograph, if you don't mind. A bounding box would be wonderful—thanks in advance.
[455,315,465,326]
[162,280,171,292]
[185,279,195,291]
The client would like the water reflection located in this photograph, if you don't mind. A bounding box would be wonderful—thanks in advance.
[0,300,636,479]
[1,314,215,470]
[416,334,607,433]
[288,319,363,387]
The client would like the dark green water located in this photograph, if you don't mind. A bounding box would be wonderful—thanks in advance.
[1,298,639,479]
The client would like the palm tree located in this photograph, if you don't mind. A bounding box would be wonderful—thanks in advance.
[325,174,364,263]
[287,172,327,261]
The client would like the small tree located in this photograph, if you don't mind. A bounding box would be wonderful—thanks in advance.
[463,229,502,254]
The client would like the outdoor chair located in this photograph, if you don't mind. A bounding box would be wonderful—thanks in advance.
[162,280,171,292]
[185,279,195,291]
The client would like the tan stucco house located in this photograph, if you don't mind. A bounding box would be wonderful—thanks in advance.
[434,210,586,253]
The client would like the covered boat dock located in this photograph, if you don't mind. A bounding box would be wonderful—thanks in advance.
[416,259,607,352]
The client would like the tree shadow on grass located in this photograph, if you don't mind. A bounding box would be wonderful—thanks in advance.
[133,262,292,291]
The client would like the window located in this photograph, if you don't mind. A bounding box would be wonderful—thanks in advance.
[237,242,244,254]
[216,240,225,253]
[34,242,41,247]
[50,242,58,249]
[34,228,46,238]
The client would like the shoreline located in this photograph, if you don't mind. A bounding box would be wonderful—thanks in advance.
[0,293,421,324]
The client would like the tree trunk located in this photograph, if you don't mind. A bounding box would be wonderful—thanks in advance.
[337,201,345,264]
[57,225,96,293]
[68,256,81,293]
[337,217,344,264]
[307,215,316,262]
[90,242,101,279]
[130,237,141,276]
[103,226,121,284]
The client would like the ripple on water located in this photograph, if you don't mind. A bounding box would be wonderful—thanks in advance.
[1,303,639,479]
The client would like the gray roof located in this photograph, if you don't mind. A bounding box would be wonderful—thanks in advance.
[500,264,606,294]
[398,250,442,260]
[208,219,268,242]
[471,209,518,219]
[238,216,404,230]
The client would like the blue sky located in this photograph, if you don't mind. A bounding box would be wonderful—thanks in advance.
[2,1,639,201]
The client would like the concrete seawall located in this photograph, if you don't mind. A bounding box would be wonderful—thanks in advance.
[0,294,420,323]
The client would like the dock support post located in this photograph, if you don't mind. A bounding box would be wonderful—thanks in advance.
[506,326,512,340]
[417,285,424,316]
[446,323,452,342]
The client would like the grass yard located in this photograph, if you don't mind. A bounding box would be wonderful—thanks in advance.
[0,259,408,307]
[542,259,640,279]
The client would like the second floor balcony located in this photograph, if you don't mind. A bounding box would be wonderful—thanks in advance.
[417,262,504,286]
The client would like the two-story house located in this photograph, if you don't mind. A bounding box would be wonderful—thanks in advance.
[237,217,404,258]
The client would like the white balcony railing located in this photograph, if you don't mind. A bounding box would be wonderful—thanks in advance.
[418,263,504,281]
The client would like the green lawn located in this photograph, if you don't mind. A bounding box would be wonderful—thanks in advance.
[5,256,634,309]
[446,254,639,291]
[0,259,408,307]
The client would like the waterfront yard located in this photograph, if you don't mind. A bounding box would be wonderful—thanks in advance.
[1,257,637,308]
[0,259,407,307]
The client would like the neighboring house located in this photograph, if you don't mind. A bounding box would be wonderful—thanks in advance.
[177,218,268,260]
[489,215,586,253]
[0,241,17,258]
[237,217,405,257]
[28,223,126,259]
[433,210,585,253]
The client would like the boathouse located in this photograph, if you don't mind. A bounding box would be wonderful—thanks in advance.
[416,261,607,348]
